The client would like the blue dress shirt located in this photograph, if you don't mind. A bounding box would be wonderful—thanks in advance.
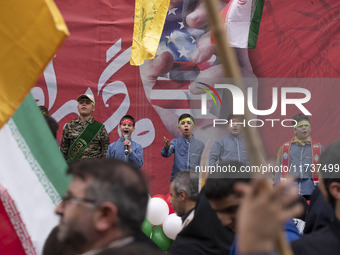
[106,137,143,168]
[161,136,205,179]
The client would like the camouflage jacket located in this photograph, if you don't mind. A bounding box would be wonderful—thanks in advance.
[60,116,110,162]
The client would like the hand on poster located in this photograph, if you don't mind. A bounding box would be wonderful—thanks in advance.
[140,0,257,138]
[183,0,257,94]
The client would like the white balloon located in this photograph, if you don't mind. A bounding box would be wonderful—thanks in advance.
[163,213,182,240]
[146,198,169,225]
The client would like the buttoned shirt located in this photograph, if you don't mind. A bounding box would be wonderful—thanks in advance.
[276,136,324,196]
[161,136,205,179]
[106,137,143,168]
[209,134,249,166]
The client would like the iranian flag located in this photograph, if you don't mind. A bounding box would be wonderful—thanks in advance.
[0,94,70,255]
[222,0,265,48]
[0,0,69,254]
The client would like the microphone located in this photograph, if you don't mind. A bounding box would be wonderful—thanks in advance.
[124,135,129,155]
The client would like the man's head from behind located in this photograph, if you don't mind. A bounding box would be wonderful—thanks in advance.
[204,161,250,232]
[170,171,199,217]
[319,139,340,210]
[55,158,149,253]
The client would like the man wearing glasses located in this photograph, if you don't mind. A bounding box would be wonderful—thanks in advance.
[53,158,160,254]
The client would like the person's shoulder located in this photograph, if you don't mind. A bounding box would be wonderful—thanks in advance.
[64,118,79,128]
[198,139,205,147]
[291,226,338,251]
[217,135,230,143]
[97,241,163,255]
[171,137,181,144]
[91,118,105,125]
[192,136,205,146]
[132,140,143,148]
[109,139,120,146]
[278,139,293,152]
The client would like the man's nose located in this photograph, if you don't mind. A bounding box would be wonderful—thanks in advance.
[55,202,64,215]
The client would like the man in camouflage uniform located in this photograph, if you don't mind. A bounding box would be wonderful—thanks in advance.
[60,94,110,164]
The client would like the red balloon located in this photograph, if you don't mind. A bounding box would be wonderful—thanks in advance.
[165,193,175,214]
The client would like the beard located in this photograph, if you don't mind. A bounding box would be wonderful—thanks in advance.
[57,220,91,253]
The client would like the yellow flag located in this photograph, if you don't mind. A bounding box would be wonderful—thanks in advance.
[130,0,170,66]
[0,0,69,129]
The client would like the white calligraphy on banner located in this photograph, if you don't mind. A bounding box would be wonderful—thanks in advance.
[32,39,155,148]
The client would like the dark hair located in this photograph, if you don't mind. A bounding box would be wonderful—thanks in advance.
[292,113,310,126]
[319,140,340,208]
[39,105,49,116]
[227,113,244,122]
[205,161,251,200]
[178,113,195,124]
[172,171,199,201]
[120,115,135,126]
[67,158,149,234]
[44,115,59,139]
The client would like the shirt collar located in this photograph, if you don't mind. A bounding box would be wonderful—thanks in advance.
[76,115,94,124]
[228,133,241,140]
[81,236,134,255]
[181,207,195,223]
[120,136,131,142]
[292,136,311,146]
[182,135,194,142]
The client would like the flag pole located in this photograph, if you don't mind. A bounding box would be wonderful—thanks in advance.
[201,0,292,254]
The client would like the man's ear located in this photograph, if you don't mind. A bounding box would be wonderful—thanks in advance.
[329,182,340,202]
[179,191,187,201]
[94,202,118,232]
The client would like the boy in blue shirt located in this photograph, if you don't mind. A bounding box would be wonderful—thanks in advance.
[106,115,143,168]
[209,114,249,167]
[161,113,205,180]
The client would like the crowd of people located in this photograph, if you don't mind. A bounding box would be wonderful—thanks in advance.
[39,93,340,255]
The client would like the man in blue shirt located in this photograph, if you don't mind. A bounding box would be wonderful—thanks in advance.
[161,114,205,180]
[106,115,143,168]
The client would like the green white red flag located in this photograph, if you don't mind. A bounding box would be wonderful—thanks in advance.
[222,0,265,48]
[0,94,70,254]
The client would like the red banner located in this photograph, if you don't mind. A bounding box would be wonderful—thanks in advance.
[34,0,340,195]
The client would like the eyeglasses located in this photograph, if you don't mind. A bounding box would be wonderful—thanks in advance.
[60,194,98,207]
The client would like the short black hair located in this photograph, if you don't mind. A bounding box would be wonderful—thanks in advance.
[178,113,195,124]
[292,113,310,126]
[120,115,135,125]
[227,113,244,122]
[319,140,340,208]
[204,161,251,201]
